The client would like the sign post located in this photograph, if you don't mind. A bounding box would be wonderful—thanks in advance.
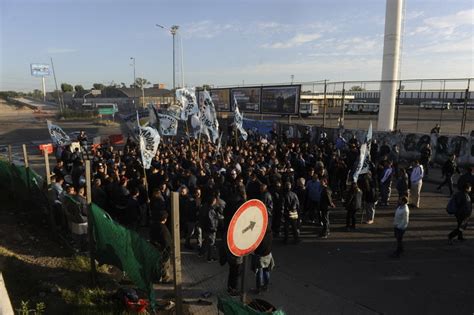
[227,199,268,304]
[171,192,183,314]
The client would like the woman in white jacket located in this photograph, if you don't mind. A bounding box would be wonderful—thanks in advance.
[392,196,410,258]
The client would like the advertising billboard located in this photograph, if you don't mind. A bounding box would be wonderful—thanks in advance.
[261,85,300,114]
[210,89,230,111]
[30,64,51,77]
[231,88,261,113]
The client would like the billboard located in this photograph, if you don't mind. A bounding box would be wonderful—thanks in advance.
[231,88,261,113]
[30,64,51,77]
[261,85,300,114]
[210,89,230,111]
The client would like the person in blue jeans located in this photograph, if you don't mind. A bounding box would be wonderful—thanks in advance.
[252,228,274,293]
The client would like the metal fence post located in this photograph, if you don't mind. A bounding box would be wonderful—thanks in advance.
[339,82,346,128]
[171,192,183,314]
[322,80,327,127]
[460,78,471,135]
[394,80,402,131]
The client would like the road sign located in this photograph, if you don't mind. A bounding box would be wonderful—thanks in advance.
[98,108,115,115]
[30,63,50,77]
[227,199,268,257]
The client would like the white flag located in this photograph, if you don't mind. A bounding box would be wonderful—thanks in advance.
[176,87,198,121]
[233,97,248,141]
[137,112,160,169]
[47,120,70,146]
[157,113,178,136]
[353,122,372,182]
[200,90,219,143]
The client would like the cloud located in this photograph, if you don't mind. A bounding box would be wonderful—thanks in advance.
[262,32,321,49]
[47,48,77,54]
[182,20,235,39]
[405,10,424,20]
[417,37,474,54]
[408,9,474,36]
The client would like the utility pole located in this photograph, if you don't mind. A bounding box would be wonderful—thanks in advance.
[130,57,136,109]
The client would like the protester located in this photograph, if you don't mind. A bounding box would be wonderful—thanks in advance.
[361,172,377,224]
[391,196,410,258]
[345,182,363,231]
[379,161,393,206]
[252,227,274,293]
[409,160,424,208]
[448,183,472,244]
[319,177,335,237]
[437,154,460,196]
[282,182,300,244]
[150,210,172,283]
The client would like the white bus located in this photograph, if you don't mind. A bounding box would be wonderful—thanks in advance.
[345,102,379,114]
[419,101,450,110]
[452,102,474,110]
[299,101,319,117]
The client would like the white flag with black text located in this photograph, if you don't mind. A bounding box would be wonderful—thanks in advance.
[200,90,219,143]
[233,97,248,141]
[47,120,70,146]
[176,87,198,121]
[157,113,178,136]
[352,122,372,182]
[137,112,160,169]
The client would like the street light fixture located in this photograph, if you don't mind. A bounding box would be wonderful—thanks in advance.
[130,57,136,109]
[156,24,180,92]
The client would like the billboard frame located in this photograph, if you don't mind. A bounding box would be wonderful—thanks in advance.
[260,84,301,115]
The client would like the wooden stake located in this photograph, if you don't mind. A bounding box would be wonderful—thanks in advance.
[22,144,29,168]
[44,150,51,186]
[8,145,12,163]
[85,160,97,284]
[171,192,183,315]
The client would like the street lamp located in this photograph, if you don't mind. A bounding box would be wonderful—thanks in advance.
[156,24,180,92]
[130,57,136,109]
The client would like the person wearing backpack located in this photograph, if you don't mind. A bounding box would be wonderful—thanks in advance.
[448,183,472,244]
[391,196,410,258]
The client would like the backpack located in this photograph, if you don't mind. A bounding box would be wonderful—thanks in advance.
[446,195,457,215]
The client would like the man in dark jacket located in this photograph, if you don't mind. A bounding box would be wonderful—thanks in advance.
[199,193,220,261]
[345,182,363,230]
[150,211,172,283]
[319,177,335,238]
[457,167,473,199]
[259,184,273,226]
[437,154,460,196]
[448,183,472,244]
[282,182,300,244]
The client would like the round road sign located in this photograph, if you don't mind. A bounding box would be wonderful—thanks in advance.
[227,199,268,257]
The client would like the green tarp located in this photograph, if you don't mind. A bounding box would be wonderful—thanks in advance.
[90,203,161,308]
[218,297,287,315]
[0,160,45,203]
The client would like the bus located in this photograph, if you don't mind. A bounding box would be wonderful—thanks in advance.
[345,102,379,114]
[419,101,450,110]
[452,102,474,110]
[299,101,319,117]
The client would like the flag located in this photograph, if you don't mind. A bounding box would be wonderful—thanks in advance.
[47,120,70,146]
[90,203,161,310]
[200,90,219,143]
[148,104,159,126]
[157,113,178,136]
[353,122,372,182]
[233,97,248,141]
[176,87,198,121]
[137,112,160,169]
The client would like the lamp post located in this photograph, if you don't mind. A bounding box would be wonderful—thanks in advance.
[156,24,180,92]
[130,57,136,110]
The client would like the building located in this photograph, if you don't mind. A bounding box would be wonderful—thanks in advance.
[71,86,173,112]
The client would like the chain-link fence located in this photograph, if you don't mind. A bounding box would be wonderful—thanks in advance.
[216,78,473,136]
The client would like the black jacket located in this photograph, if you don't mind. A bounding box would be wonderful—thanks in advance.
[282,191,300,215]
[319,186,334,211]
[454,192,472,219]
[150,222,172,261]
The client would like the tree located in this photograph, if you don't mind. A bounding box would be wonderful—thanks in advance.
[74,85,84,92]
[61,83,73,92]
[134,78,151,90]
[93,83,105,90]
[32,89,43,99]
[120,82,127,88]
[349,86,365,91]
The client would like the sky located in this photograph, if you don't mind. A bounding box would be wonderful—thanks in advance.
[0,0,473,92]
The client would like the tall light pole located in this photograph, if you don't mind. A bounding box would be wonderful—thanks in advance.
[156,24,180,92]
[130,57,136,109]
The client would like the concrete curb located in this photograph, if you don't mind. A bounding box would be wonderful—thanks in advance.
[0,273,14,315]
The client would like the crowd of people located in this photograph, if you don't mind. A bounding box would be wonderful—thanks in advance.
[47,127,473,295]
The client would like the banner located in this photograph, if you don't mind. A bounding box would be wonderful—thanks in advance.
[176,87,198,121]
[230,88,261,113]
[157,113,178,136]
[261,85,300,114]
[353,122,372,182]
[200,91,219,143]
[137,112,160,169]
[234,97,248,140]
[47,120,70,146]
